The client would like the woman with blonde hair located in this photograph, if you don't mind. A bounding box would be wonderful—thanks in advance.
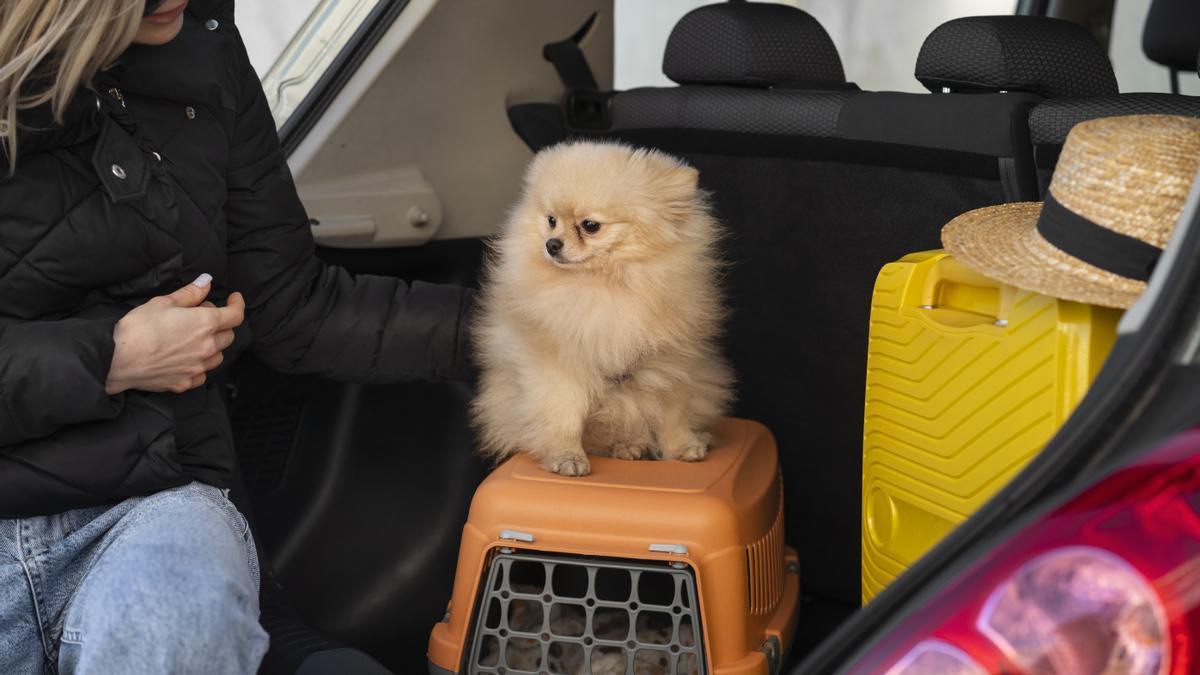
[0,0,472,672]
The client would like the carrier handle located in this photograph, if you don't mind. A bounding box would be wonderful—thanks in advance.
[915,256,1013,327]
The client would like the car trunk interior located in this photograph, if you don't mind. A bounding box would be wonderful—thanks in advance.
[225,0,1200,672]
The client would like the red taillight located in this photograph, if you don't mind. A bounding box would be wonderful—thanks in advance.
[884,640,987,674]
[852,429,1200,675]
[977,547,1166,674]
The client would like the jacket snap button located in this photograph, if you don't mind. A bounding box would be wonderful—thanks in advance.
[111,164,126,180]
[205,18,219,30]
[185,106,196,119]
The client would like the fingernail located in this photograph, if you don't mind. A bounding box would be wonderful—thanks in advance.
[193,273,212,288]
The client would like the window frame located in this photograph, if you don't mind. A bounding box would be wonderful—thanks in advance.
[270,0,413,155]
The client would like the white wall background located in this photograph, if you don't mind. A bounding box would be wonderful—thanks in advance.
[614,0,1013,92]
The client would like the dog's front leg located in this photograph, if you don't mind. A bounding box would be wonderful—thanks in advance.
[522,366,593,476]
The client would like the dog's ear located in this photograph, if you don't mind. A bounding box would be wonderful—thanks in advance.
[650,160,700,204]
[632,165,702,236]
[674,165,700,191]
[635,148,698,193]
[661,164,702,220]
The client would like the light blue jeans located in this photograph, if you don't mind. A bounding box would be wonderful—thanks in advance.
[0,482,269,674]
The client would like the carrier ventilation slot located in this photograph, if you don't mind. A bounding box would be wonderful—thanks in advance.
[468,552,705,674]
[746,499,785,616]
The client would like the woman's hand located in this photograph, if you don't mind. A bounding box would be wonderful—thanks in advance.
[105,274,246,395]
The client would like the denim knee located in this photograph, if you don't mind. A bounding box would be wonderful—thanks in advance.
[59,484,267,674]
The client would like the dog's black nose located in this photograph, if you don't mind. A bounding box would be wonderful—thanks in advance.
[545,238,564,256]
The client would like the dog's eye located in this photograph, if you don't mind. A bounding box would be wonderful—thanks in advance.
[547,215,556,229]
[581,219,601,234]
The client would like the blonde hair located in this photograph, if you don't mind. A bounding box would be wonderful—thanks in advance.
[0,0,143,170]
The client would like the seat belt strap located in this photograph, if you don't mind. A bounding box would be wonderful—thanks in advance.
[542,13,599,92]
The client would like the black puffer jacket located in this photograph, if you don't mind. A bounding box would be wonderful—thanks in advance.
[0,1,473,516]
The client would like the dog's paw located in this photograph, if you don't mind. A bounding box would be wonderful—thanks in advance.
[610,442,647,460]
[661,433,710,462]
[548,455,592,476]
[669,443,707,462]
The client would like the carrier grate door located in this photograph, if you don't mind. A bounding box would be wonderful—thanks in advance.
[466,551,705,674]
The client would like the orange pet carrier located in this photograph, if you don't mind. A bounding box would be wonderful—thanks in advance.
[427,418,799,675]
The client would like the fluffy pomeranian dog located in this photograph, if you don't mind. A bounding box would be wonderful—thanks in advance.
[471,141,733,476]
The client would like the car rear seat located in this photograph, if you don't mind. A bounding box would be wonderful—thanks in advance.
[1142,0,1200,92]
[1028,0,1200,190]
[607,1,857,138]
[506,4,1118,607]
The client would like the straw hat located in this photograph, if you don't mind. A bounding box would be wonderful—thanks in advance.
[942,115,1200,309]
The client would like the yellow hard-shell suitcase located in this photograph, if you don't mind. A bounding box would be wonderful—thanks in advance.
[861,250,1121,603]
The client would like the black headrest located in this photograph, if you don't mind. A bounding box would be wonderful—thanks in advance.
[915,16,1117,98]
[663,3,846,88]
[1143,0,1200,71]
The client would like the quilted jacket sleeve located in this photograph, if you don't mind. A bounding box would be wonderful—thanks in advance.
[0,318,124,445]
[223,29,474,383]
